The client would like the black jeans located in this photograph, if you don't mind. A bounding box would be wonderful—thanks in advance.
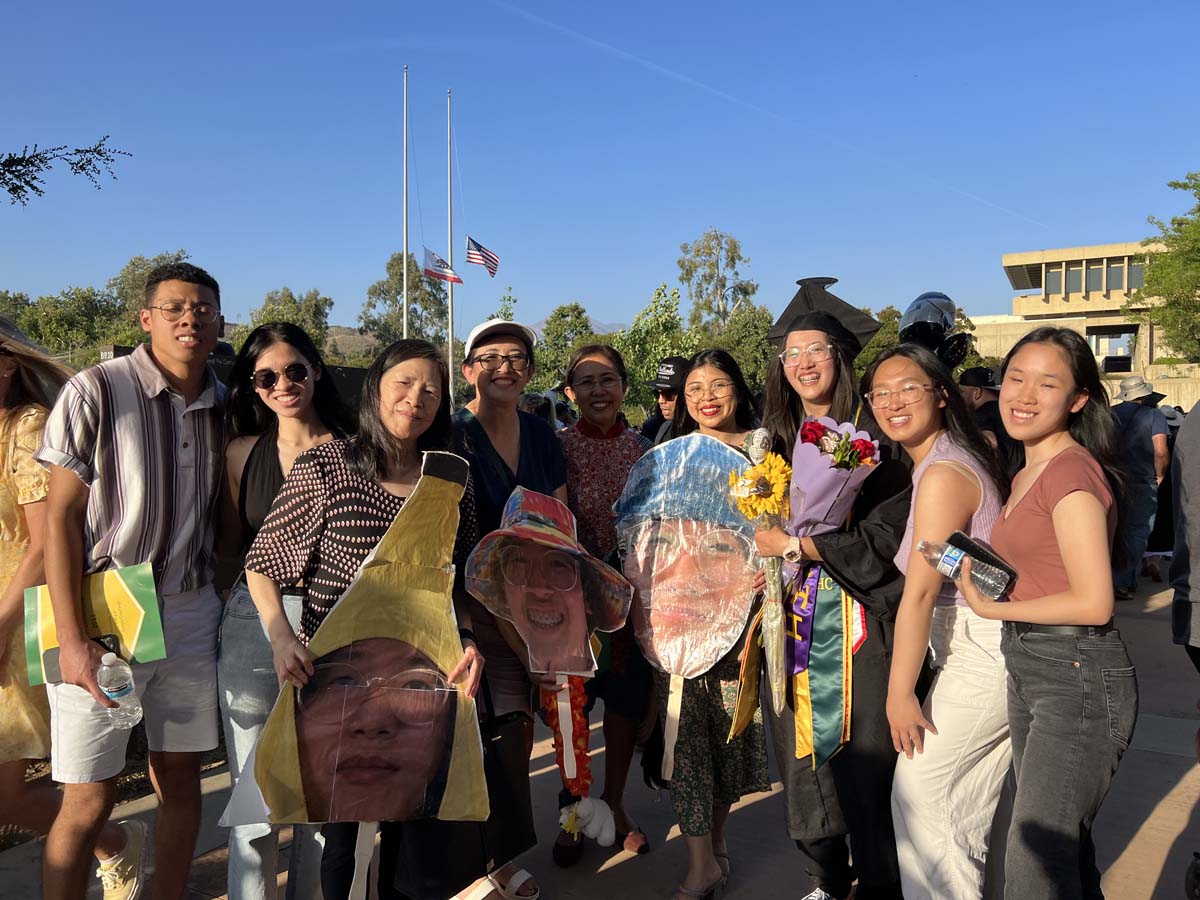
[1002,627,1138,899]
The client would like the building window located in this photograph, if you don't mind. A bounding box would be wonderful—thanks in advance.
[1086,263,1103,292]
[1129,261,1145,289]
[1107,262,1125,291]
[1066,264,1083,293]
[1045,265,1063,295]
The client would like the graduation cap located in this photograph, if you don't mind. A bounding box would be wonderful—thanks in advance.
[768,277,881,358]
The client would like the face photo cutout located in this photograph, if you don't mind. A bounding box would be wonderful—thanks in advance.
[220,452,488,827]
[466,488,632,676]
[614,434,760,679]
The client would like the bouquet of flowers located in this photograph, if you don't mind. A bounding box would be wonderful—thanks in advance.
[789,418,878,538]
[729,428,791,714]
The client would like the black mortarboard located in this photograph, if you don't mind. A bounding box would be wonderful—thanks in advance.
[767,277,881,358]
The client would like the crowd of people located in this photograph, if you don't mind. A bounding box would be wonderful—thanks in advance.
[0,261,1195,900]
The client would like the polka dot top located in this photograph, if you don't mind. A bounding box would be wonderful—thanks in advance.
[245,439,478,642]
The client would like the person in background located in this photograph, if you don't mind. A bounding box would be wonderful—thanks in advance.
[38,263,227,900]
[518,392,557,428]
[1143,405,1185,583]
[640,355,690,445]
[862,345,1010,899]
[0,318,140,900]
[554,344,653,865]
[217,322,352,900]
[1172,403,1200,674]
[957,326,1136,899]
[1110,374,1170,602]
[455,318,567,900]
[959,366,1023,480]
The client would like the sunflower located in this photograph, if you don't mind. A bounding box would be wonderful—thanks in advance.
[729,451,791,522]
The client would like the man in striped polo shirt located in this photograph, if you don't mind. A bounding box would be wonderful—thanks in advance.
[37,262,226,900]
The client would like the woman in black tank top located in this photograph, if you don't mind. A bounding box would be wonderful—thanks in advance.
[216,323,350,900]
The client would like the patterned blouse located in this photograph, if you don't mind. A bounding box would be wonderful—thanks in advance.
[558,419,650,561]
[244,440,478,642]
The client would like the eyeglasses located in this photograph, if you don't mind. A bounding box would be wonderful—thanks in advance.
[863,383,935,408]
[500,546,579,591]
[779,343,833,367]
[251,363,312,391]
[571,374,623,393]
[472,352,530,373]
[148,302,220,324]
[684,380,736,400]
[297,663,452,725]
[624,522,755,587]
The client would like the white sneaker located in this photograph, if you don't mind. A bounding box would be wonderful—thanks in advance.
[97,820,147,900]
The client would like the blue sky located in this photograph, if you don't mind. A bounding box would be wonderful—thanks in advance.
[3,0,1198,333]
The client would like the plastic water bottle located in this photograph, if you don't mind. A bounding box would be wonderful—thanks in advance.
[96,653,143,729]
[917,540,1012,599]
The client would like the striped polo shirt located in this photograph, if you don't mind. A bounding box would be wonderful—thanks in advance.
[37,343,226,598]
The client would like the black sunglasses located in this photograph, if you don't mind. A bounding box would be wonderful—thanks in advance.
[251,363,312,391]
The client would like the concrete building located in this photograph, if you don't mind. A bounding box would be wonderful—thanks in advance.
[973,241,1200,409]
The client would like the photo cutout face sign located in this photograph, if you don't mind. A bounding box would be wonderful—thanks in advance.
[220,452,488,827]
[466,488,632,676]
[615,434,760,679]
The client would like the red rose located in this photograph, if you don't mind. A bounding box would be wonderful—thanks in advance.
[800,421,827,445]
[852,438,875,461]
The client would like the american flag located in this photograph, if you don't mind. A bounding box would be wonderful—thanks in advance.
[465,235,500,277]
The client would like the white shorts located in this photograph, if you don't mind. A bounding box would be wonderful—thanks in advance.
[47,586,221,784]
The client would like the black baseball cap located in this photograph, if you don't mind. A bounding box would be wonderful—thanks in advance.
[958,366,1000,390]
[647,356,689,393]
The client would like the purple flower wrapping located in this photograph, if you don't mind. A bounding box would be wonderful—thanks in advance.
[787,417,879,537]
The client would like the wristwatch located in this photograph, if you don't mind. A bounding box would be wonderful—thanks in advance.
[783,536,803,564]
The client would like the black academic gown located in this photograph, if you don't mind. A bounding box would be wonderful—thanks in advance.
[762,403,917,893]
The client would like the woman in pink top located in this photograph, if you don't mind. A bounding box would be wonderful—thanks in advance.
[861,344,1010,899]
[957,327,1136,900]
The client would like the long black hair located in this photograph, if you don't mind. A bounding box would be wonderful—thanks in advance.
[672,348,759,436]
[1002,327,1125,558]
[760,332,859,456]
[862,343,1011,502]
[225,323,353,438]
[346,339,453,482]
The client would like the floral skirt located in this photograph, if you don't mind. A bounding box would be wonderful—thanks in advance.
[654,651,770,836]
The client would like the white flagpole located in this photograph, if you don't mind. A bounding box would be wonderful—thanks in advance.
[402,65,409,340]
[447,88,455,406]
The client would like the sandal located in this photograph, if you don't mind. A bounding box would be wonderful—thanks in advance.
[714,851,731,880]
[487,866,540,900]
[616,827,651,855]
[671,875,725,900]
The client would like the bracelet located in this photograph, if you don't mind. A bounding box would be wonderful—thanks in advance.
[459,627,477,645]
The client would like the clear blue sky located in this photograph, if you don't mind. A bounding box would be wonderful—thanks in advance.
[4,0,1198,333]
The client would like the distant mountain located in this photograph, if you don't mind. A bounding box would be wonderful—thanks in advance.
[530,317,627,337]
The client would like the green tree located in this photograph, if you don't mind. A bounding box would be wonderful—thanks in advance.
[2,136,130,205]
[677,228,758,329]
[855,305,902,378]
[612,284,701,411]
[359,252,449,347]
[529,302,594,392]
[0,290,31,323]
[20,287,125,365]
[951,308,1003,374]
[244,287,334,349]
[1123,171,1200,362]
[489,287,518,322]
[709,302,775,395]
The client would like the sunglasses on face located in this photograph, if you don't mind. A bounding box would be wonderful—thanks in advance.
[656,390,677,401]
[251,362,312,391]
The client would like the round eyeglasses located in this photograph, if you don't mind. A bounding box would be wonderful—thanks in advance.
[252,363,312,391]
[778,343,833,368]
[296,663,452,725]
[500,545,579,591]
[863,383,935,408]
[148,302,220,324]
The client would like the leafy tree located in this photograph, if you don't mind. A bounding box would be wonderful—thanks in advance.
[677,227,758,329]
[489,287,518,322]
[1123,171,1200,362]
[951,308,1003,374]
[360,252,449,347]
[19,287,125,364]
[0,291,31,323]
[105,250,191,347]
[855,305,902,378]
[529,302,594,392]
[612,284,701,411]
[710,302,775,396]
[239,287,335,350]
[2,136,130,205]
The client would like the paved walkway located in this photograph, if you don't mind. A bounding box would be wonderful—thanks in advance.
[2,582,1196,899]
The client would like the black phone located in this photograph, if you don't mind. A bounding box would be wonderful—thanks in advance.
[41,634,121,684]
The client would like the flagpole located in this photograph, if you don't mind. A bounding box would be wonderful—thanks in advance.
[447,87,455,406]
[402,65,409,340]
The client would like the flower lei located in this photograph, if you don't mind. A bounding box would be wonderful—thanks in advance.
[540,676,591,797]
